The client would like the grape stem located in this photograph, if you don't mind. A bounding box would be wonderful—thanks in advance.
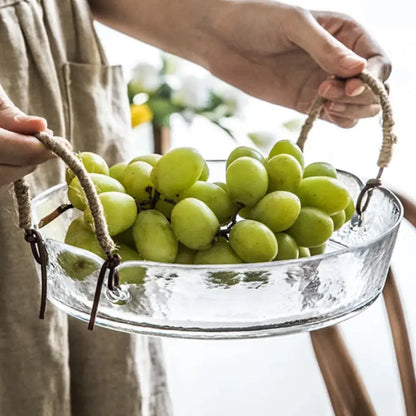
[217,202,245,240]
[38,204,74,228]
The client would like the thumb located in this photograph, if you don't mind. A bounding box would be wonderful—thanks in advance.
[288,10,366,78]
[0,85,47,134]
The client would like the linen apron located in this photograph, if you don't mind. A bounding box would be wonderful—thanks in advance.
[0,1,172,415]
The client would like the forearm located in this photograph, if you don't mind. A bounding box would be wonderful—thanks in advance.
[88,0,220,67]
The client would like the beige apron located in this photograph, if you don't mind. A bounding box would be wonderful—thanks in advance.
[0,1,172,415]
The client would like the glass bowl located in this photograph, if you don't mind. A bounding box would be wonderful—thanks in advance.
[31,161,402,339]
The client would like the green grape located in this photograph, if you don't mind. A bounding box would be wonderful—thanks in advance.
[155,198,176,219]
[226,146,265,168]
[57,251,100,281]
[121,161,154,202]
[298,247,311,258]
[194,237,243,264]
[274,233,299,260]
[297,176,350,215]
[229,220,277,263]
[179,181,235,225]
[344,198,355,222]
[113,227,136,249]
[115,244,145,285]
[171,198,220,250]
[226,157,268,207]
[132,209,178,263]
[214,182,228,192]
[129,153,162,167]
[65,215,105,259]
[238,206,252,219]
[251,191,301,232]
[109,162,128,182]
[268,140,304,168]
[175,243,196,264]
[331,210,346,231]
[84,192,137,236]
[199,160,210,181]
[310,243,326,256]
[303,162,337,179]
[66,151,109,184]
[287,207,334,248]
[266,154,303,193]
[152,147,205,197]
[68,173,125,211]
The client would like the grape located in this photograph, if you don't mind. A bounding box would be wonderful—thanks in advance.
[266,154,303,193]
[238,206,252,219]
[274,233,299,260]
[310,243,326,255]
[129,153,162,167]
[226,146,265,168]
[297,176,350,215]
[175,243,196,264]
[68,173,125,211]
[214,182,228,192]
[251,191,301,232]
[303,162,337,179]
[226,157,268,207]
[179,181,235,225]
[116,244,145,285]
[287,207,333,247]
[155,198,176,219]
[84,192,137,236]
[298,247,311,258]
[268,140,304,168]
[194,237,243,264]
[132,210,178,263]
[171,198,220,250]
[344,198,355,222]
[199,160,210,181]
[57,251,100,281]
[66,151,109,184]
[113,227,136,249]
[121,161,154,202]
[152,147,205,197]
[331,210,346,231]
[229,220,277,263]
[109,162,128,182]
[65,215,105,258]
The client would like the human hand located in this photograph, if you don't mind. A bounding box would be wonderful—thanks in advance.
[0,85,55,188]
[206,2,390,128]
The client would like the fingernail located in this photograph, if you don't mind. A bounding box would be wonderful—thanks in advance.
[329,102,347,112]
[349,85,366,97]
[319,85,343,99]
[15,114,45,123]
[339,54,366,70]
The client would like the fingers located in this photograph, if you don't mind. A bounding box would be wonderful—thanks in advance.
[323,101,381,120]
[0,164,37,187]
[0,85,48,134]
[0,128,56,165]
[286,8,366,78]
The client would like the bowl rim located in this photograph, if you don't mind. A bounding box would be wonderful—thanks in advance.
[31,167,403,271]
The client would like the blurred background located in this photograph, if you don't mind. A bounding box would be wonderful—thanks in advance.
[95,1,416,414]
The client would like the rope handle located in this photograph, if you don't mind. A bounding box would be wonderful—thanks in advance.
[13,132,120,329]
[296,71,397,215]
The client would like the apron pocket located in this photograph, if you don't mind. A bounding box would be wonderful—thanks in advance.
[63,62,133,165]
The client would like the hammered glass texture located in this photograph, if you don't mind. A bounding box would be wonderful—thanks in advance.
[31,163,402,339]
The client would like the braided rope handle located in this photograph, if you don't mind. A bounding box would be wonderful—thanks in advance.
[14,132,116,256]
[297,71,397,170]
[13,132,120,329]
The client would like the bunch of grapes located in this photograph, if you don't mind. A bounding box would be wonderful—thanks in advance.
[64,140,355,275]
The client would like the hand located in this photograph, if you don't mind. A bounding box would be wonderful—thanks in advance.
[0,85,55,188]
[205,2,391,128]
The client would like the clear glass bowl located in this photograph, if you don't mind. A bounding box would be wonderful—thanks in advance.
[31,161,402,339]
